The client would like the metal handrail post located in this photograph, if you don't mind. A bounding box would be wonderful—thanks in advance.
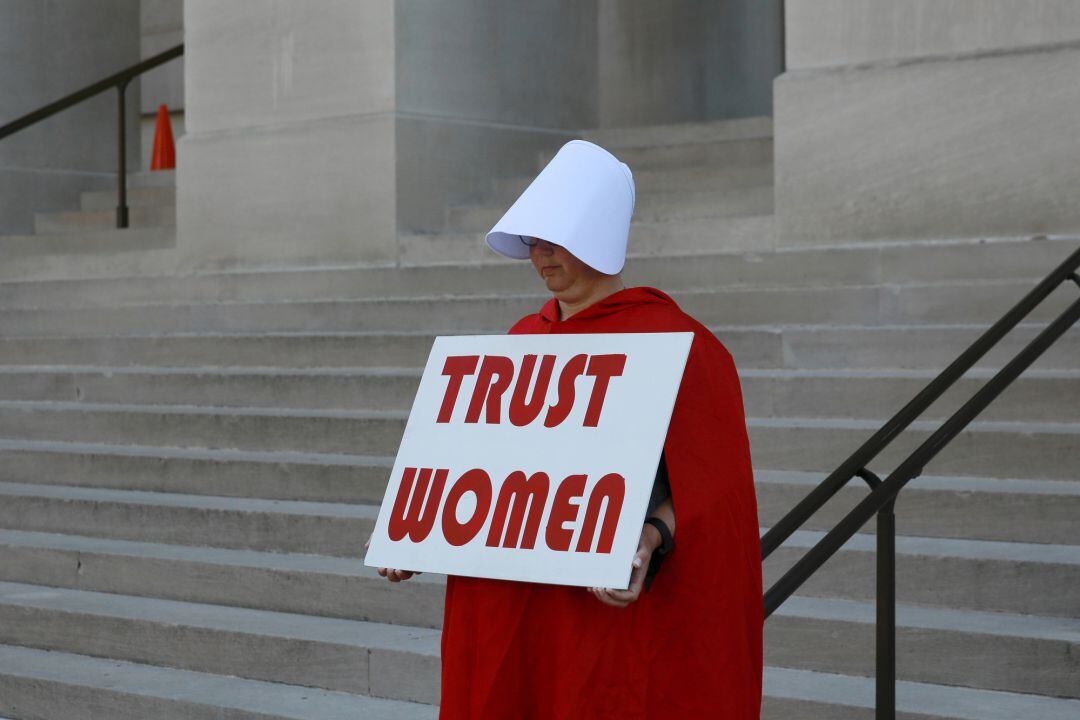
[116,79,130,229]
[855,468,897,720]
[877,496,896,720]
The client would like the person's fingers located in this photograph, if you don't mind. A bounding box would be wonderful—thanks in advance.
[364,537,371,551]
[601,588,631,607]
[603,587,635,604]
[590,586,619,607]
[377,566,388,577]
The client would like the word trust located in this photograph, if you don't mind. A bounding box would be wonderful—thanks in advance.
[437,353,627,427]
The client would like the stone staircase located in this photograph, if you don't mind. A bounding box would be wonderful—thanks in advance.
[1,118,1079,720]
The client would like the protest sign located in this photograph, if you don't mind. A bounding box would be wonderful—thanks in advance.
[364,332,693,588]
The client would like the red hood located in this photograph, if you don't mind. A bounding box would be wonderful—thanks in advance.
[537,286,679,324]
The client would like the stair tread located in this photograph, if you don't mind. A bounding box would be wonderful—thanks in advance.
[0,397,1076,432]
[776,595,1080,641]
[0,397,409,419]
[757,468,1080,495]
[0,481,380,518]
[3,525,1077,576]
[1,576,1075,655]
[0,644,437,719]
[0,580,439,652]
[765,666,1080,720]
[0,436,394,466]
[5,642,1080,720]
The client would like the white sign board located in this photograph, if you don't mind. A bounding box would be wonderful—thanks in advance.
[364,332,693,589]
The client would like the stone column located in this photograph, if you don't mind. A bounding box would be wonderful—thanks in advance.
[178,0,398,270]
[597,0,782,126]
[0,0,141,234]
[179,0,599,270]
[775,0,1080,246]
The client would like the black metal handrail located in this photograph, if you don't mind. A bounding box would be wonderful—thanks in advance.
[761,243,1080,719]
[0,44,184,229]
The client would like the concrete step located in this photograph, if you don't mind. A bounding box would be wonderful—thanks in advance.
[1,279,1075,337]
[447,184,775,232]
[757,470,1080,546]
[762,666,1080,720]
[1,435,1075,543]
[580,116,774,149]
[4,578,1073,702]
[0,225,175,262]
[0,365,423,411]
[126,169,176,188]
[80,185,176,212]
[740,368,1080,423]
[0,581,440,703]
[747,416,1079,481]
[768,595,1080,698]
[492,162,775,204]
[0,645,437,720]
[1,520,1075,624]
[0,481,377,556]
[403,214,777,264]
[0,236,1073,309]
[4,643,1077,720]
[34,204,175,235]
[0,244,181,284]
[0,439,391,504]
[537,135,774,172]
[0,365,1075,424]
[0,400,1075,479]
[0,530,443,628]
[0,322,1076,372]
[0,400,408,456]
[763,523,1080,617]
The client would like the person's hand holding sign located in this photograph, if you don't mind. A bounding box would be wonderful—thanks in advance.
[590,495,675,607]
[365,537,420,582]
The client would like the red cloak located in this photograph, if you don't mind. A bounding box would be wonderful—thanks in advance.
[439,286,763,719]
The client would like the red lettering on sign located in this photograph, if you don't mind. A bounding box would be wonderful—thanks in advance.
[486,470,549,549]
[437,356,479,423]
[508,354,556,427]
[544,354,588,428]
[465,356,515,424]
[442,468,493,546]
[574,472,625,554]
[545,472,587,551]
[583,354,626,427]
[388,467,448,542]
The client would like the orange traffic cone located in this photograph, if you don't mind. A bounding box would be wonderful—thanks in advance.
[150,104,176,171]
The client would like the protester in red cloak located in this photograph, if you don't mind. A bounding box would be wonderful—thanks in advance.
[375,139,762,717]
[378,235,763,718]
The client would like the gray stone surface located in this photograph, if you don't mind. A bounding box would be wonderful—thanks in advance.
[139,0,184,114]
[178,113,398,270]
[0,579,440,701]
[0,644,438,720]
[764,666,1080,720]
[0,0,142,233]
[0,235,1074,307]
[775,39,1080,245]
[597,0,781,124]
[785,0,1080,70]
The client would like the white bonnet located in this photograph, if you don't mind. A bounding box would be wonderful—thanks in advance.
[485,139,635,275]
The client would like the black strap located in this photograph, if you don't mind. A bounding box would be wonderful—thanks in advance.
[642,516,674,593]
[644,516,674,555]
